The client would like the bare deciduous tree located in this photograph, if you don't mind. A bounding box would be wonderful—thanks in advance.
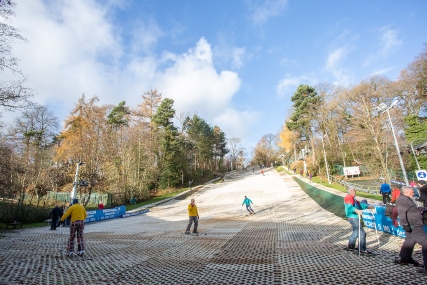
[0,0,33,110]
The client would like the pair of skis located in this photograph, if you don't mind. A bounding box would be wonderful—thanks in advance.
[59,250,92,261]
[343,247,377,257]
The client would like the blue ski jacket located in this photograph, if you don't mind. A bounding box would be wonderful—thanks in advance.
[380,183,391,194]
[242,198,252,206]
[344,194,368,219]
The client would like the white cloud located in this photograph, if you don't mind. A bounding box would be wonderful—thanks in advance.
[276,74,315,97]
[322,30,358,85]
[5,1,260,143]
[379,27,402,57]
[363,27,401,66]
[12,0,122,109]
[371,66,394,76]
[326,47,345,70]
[249,0,288,25]
[325,47,353,85]
[131,19,163,53]
[156,38,241,119]
[212,39,253,70]
[212,108,261,145]
[231,47,247,69]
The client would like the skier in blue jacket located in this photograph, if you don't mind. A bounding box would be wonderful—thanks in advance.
[242,196,255,215]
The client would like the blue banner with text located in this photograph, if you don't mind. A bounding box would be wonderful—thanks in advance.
[361,205,427,238]
[84,206,126,223]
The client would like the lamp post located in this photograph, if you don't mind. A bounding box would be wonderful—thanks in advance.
[321,134,331,184]
[301,148,307,174]
[376,100,409,186]
[71,162,84,203]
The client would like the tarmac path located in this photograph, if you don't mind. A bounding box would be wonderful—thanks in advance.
[0,168,425,284]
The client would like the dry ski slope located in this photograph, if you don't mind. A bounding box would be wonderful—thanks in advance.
[0,168,425,284]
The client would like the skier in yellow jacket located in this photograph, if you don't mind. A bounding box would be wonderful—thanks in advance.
[60,199,87,257]
[185,198,199,234]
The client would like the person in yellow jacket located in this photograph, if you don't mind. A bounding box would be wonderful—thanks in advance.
[185,198,199,234]
[60,199,87,257]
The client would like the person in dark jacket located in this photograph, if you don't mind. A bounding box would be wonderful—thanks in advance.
[379,179,391,204]
[48,204,62,230]
[416,180,427,207]
[395,186,427,275]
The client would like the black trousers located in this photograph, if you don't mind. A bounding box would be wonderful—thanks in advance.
[400,226,427,267]
[381,193,390,204]
[51,216,59,230]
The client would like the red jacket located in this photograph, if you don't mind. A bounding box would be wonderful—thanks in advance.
[391,188,400,203]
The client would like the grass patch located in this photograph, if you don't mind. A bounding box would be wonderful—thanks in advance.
[213,177,224,184]
[312,177,381,201]
[312,177,346,191]
[0,221,47,230]
[276,166,293,175]
[276,166,285,172]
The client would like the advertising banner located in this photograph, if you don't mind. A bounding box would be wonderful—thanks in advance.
[85,206,126,223]
[343,166,360,176]
[361,205,406,238]
[362,205,427,238]
[120,209,149,218]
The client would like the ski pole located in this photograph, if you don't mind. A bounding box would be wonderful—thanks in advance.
[370,208,380,248]
[358,212,361,256]
[59,223,64,256]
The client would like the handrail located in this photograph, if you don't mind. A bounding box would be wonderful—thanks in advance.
[330,176,380,195]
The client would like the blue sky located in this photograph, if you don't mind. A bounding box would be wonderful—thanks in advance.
[6,0,427,153]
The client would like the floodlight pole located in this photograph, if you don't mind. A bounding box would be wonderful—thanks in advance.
[71,162,84,203]
[321,134,331,184]
[379,101,409,186]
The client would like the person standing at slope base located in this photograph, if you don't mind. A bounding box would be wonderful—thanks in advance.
[344,186,373,254]
[185,198,199,235]
[416,180,427,207]
[391,187,401,203]
[47,204,62,230]
[395,186,427,275]
[60,199,87,257]
[242,196,255,215]
[380,179,391,205]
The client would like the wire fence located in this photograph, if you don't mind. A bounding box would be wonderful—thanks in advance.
[330,176,381,195]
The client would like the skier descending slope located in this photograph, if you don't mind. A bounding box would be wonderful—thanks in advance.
[242,195,255,215]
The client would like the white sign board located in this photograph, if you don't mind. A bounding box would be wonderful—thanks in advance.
[415,170,427,180]
[343,166,360,176]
